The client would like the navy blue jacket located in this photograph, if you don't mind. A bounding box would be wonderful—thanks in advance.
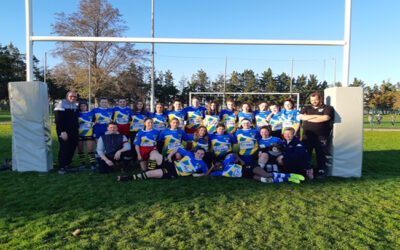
[282,137,310,168]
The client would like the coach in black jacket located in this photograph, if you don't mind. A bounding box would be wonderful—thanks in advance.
[54,91,79,174]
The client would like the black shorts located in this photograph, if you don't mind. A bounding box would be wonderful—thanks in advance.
[160,161,178,179]
[242,165,255,179]
[78,135,94,141]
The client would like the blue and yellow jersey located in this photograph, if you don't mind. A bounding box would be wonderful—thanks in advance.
[92,107,113,125]
[78,111,94,137]
[174,148,208,176]
[237,111,254,126]
[203,114,220,134]
[134,129,159,147]
[158,128,189,155]
[209,133,236,157]
[151,113,168,131]
[254,110,271,129]
[183,106,206,130]
[187,134,209,151]
[210,155,242,178]
[269,112,283,132]
[130,111,148,132]
[280,109,300,132]
[234,128,259,156]
[220,109,237,134]
[167,110,185,128]
[112,106,133,125]
[258,136,282,149]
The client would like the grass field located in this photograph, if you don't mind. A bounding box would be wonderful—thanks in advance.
[0,111,11,123]
[0,125,400,249]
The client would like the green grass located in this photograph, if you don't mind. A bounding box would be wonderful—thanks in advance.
[364,114,400,129]
[0,126,400,249]
[0,110,55,124]
[0,111,11,123]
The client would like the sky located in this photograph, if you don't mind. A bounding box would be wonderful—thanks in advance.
[1,0,399,87]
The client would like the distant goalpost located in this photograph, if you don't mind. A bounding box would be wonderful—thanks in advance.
[189,92,300,109]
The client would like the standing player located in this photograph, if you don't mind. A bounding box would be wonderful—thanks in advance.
[254,101,271,130]
[167,100,185,129]
[129,100,149,160]
[151,103,168,132]
[298,92,334,178]
[234,119,260,165]
[92,98,113,142]
[267,104,283,137]
[112,98,133,137]
[183,96,206,134]
[77,100,97,170]
[54,91,79,174]
[220,99,238,134]
[237,102,255,126]
[280,99,301,136]
[203,101,220,134]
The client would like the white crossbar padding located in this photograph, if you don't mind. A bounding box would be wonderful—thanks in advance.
[31,36,346,46]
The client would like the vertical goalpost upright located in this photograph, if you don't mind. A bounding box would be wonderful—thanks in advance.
[18,0,362,177]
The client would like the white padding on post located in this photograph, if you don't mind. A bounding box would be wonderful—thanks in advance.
[8,81,53,172]
[324,87,363,177]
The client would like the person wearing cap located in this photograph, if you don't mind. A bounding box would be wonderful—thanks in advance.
[54,91,79,174]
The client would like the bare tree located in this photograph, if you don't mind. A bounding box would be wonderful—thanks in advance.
[51,0,147,100]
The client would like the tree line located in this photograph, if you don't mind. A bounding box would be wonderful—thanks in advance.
[1,42,399,111]
[1,0,399,111]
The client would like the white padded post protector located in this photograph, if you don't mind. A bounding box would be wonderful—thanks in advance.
[324,87,363,177]
[8,81,53,172]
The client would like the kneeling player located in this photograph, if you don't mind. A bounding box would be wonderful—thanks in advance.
[210,153,304,184]
[118,147,208,181]
[277,127,313,179]
[97,122,131,173]
[134,118,162,171]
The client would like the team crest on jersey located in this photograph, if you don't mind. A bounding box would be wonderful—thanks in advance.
[318,108,324,112]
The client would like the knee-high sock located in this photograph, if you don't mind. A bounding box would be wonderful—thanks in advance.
[78,152,86,166]
[148,160,157,170]
[88,152,97,166]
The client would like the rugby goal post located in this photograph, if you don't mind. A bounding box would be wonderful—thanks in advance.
[19,0,363,177]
